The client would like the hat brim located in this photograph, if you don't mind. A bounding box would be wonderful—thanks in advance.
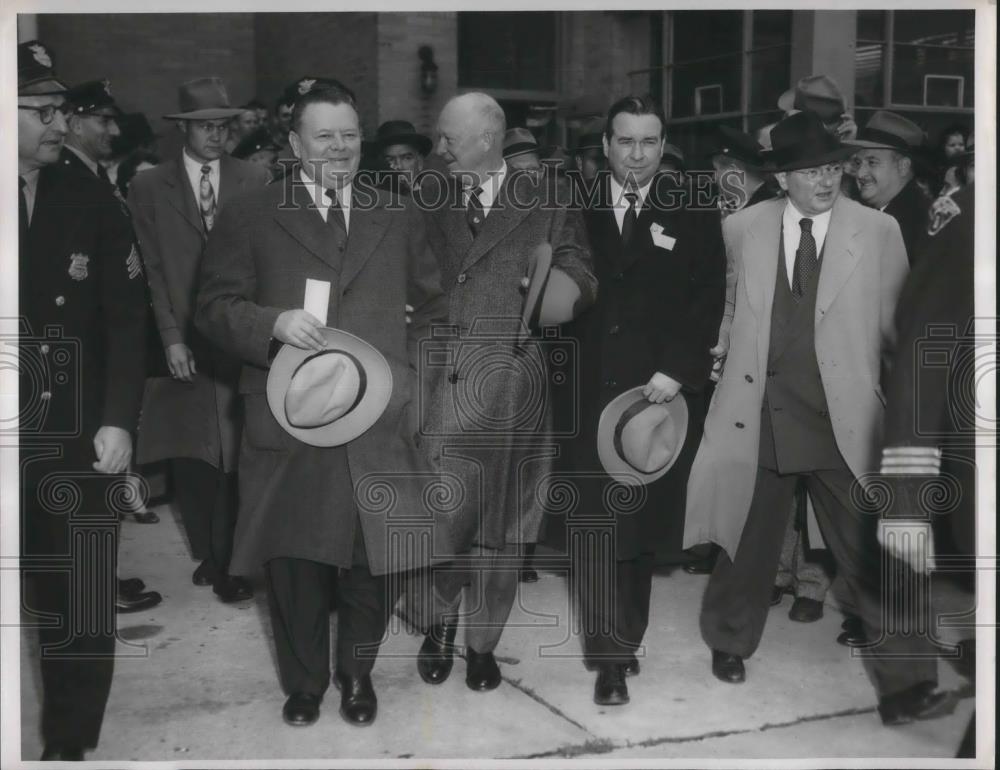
[597,388,689,486]
[764,143,858,172]
[266,328,393,447]
[377,133,432,156]
[848,138,918,155]
[163,108,245,120]
[777,88,795,114]
[504,142,540,159]
[19,77,69,96]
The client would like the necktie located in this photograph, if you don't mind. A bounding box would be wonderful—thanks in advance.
[97,163,111,186]
[199,164,217,232]
[466,186,484,237]
[324,188,347,234]
[19,177,29,237]
[791,217,817,300]
[620,191,639,245]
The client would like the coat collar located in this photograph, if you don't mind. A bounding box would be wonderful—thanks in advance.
[162,152,256,236]
[457,172,533,273]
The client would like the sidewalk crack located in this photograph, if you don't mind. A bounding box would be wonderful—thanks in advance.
[502,675,594,736]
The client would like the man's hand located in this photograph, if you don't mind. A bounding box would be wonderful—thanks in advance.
[877,519,937,574]
[273,310,326,351]
[835,114,858,142]
[166,343,196,382]
[93,426,132,474]
[642,372,682,403]
[709,339,729,383]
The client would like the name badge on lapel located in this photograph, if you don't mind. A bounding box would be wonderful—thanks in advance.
[649,222,676,251]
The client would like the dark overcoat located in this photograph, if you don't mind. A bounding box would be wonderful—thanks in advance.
[194,171,449,576]
[19,162,148,553]
[128,153,270,471]
[419,170,597,552]
[545,173,727,560]
[884,178,931,266]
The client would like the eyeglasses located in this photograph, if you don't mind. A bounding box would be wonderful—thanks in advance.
[192,121,230,136]
[793,163,844,183]
[18,103,71,126]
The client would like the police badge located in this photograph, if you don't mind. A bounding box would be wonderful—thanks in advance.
[68,252,89,280]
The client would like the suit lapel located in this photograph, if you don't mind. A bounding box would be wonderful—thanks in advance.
[164,156,206,237]
[815,197,862,321]
[273,175,341,271]
[459,174,532,273]
[341,191,390,289]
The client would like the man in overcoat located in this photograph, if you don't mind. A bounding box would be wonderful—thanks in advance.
[551,95,726,705]
[195,84,447,727]
[17,40,147,760]
[128,77,270,602]
[684,111,954,726]
[413,92,597,692]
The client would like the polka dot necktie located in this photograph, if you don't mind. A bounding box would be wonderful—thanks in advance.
[791,217,817,300]
[199,164,217,232]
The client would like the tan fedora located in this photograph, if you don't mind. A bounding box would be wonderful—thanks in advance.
[519,243,584,338]
[266,328,393,447]
[777,74,846,125]
[164,77,244,121]
[597,387,689,486]
[851,110,925,154]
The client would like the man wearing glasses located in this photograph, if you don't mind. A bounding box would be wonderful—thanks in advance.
[128,77,270,604]
[685,111,955,726]
[17,40,149,760]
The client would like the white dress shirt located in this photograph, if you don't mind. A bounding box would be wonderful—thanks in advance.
[464,162,507,219]
[781,200,832,287]
[609,174,653,235]
[299,168,352,233]
[182,150,221,206]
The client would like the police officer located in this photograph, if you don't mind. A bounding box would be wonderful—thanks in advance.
[18,41,149,760]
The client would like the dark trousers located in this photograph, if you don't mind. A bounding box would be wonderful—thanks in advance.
[264,523,401,697]
[700,463,938,696]
[576,547,655,665]
[22,474,118,749]
[171,458,237,575]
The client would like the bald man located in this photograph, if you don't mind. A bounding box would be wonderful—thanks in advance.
[414,92,597,692]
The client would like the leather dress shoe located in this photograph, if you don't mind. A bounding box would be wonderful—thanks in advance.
[711,650,746,684]
[683,544,719,574]
[214,575,254,603]
[118,577,146,597]
[334,671,377,726]
[133,510,160,524]
[282,692,321,726]
[192,560,217,587]
[770,586,788,606]
[519,567,539,583]
[788,596,824,622]
[878,681,956,726]
[417,620,458,685]
[116,588,162,614]
[837,614,867,647]
[465,649,502,691]
[40,745,84,761]
[593,663,629,706]
[585,656,640,676]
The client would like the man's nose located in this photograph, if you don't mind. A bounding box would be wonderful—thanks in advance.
[388,157,400,170]
[628,142,644,160]
[109,121,121,138]
[51,110,69,134]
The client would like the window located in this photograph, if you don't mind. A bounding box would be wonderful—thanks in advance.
[458,12,557,93]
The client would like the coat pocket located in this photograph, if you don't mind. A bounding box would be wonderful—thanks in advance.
[242,393,289,451]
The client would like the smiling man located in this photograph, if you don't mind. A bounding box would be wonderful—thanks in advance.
[685,111,954,727]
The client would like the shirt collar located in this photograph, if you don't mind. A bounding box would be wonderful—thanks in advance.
[66,144,99,176]
[609,174,653,208]
[468,162,507,210]
[298,167,352,210]
[20,168,41,194]
[783,198,833,231]
[183,148,220,176]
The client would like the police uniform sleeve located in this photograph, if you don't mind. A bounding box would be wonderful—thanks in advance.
[99,194,148,432]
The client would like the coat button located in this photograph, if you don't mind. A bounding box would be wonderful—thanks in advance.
[766,369,776,377]
[40,391,52,401]
[609,325,620,335]
[735,421,745,429]
[457,273,467,284]
[448,372,459,384]
[819,410,829,418]
[40,344,50,354]
[744,374,753,383]
[338,241,345,251]
[54,296,65,306]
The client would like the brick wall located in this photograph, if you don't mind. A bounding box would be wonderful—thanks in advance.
[38,13,257,139]
[254,13,379,135]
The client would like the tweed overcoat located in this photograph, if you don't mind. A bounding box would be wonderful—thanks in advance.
[419,170,597,552]
[128,153,270,471]
[194,172,448,575]
[683,195,909,559]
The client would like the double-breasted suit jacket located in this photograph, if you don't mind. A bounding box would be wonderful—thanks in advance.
[420,170,597,552]
[549,173,727,559]
[684,195,909,559]
[19,162,148,553]
[128,153,270,471]
[195,172,448,576]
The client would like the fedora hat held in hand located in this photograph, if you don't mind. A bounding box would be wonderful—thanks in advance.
[597,387,689,486]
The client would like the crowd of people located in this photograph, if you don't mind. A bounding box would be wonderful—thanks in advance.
[16,36,978,762]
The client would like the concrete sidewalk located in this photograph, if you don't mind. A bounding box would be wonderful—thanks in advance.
[19,503,974,763]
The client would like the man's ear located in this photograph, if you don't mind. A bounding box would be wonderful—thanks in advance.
[775,171,789,192]
[67,114,83,138]
[288,130,302,160]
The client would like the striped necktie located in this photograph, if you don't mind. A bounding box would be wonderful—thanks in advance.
[199,164,217,232]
